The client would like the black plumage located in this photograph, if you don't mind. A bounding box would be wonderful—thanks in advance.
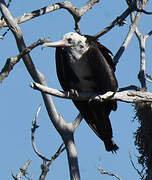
[43,32,118,152]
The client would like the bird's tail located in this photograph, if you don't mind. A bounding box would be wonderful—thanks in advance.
[73,100,119,152]
[104,139,119,152]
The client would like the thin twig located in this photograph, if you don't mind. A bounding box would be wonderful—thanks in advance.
[49,143,65,164]
[31,105,52,161]
[145,30,152,39]
[6,0,12,8]
[146,74,152,83]
[97,166,121,180]
[0,27,9,39]
[94,7,132,38]
[39,143,65,180]
[129,152,145,179]
[11,160,32,180]
[136,8,152,15]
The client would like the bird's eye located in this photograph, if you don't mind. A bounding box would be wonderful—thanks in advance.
[67,38,72,43]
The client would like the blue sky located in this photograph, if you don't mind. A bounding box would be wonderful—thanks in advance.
[0,0,152,179]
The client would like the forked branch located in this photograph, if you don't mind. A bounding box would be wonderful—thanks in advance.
[113,0,148,65]
[0,0,99,33]
[0,1,82,180]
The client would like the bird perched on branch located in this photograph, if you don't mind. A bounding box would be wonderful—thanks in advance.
[42,32,118,152]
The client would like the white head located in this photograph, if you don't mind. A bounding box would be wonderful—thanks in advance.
[42,32,89,60]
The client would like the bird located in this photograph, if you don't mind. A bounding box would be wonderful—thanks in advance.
[42,32,118,152]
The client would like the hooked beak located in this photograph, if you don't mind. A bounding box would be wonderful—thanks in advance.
[42,39,66,48]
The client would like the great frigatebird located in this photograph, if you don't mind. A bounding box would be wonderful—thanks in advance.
[42,32,118,152]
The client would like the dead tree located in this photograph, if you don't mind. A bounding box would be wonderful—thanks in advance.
[0,0,152,180]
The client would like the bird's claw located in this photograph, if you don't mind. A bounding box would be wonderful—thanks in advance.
[67,89,79,99]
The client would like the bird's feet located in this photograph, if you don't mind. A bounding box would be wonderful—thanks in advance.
[67,89,79,99]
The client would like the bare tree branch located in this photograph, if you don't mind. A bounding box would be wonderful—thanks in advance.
[0,0,99,33]
[39,143,65,180]
[136,8,152,15]
[94,0,149,38]
[6,0,12,8]
[129,152,145,180]
[0,38,49,83]
[31,105,66,179]
[0,27,9,39]
[79,0,99,16]
[31,105,51,161]
[0,3,60,27]
[57,0,99,33]
[94,7,132,38]
[1,0,151,179]
[0,1,81,180]
[113,0,148,65]
[30,82,152,103]
[126,0,152,14]
[97,166,121,180]
[31,105,65,164]
[48,143,65,165]
[130,11,150,89]
[72,113,83,132]
[146,74,152,83]
[11,160,32,180]
[145,30,152,39]
[136,32,146,89]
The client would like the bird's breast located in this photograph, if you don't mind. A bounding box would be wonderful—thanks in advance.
[69,58,97,91]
